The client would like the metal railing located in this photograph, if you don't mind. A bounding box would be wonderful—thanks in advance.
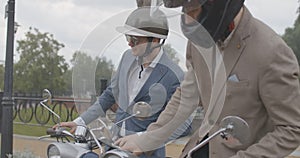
[12,95,91,126]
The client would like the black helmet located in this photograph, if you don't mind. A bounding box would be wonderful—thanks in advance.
[163,0,244,42]
[163,0,207,8]
[116,7,169,39]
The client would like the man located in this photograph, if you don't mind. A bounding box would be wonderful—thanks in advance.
[57,7,192,158]
[116,0,300,157]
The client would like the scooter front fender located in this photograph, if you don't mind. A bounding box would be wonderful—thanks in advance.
[47,142,91,158]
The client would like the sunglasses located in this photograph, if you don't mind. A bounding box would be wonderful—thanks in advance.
[125,35,140,46]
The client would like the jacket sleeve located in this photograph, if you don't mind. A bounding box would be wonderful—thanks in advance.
[232,41,300,158]
[79,51,127,125]
[167,64,193,140]
[79,82,117,125]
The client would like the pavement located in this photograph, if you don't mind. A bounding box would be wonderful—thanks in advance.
[12,134,55,158]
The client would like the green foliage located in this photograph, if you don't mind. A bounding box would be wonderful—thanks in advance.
[95,56,115,95]
[62,69,73,95]
[14,28,69,94]
[70,51,114,96]
[283,12,300,65]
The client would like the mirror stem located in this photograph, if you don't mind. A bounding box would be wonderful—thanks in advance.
[88,129,104,153]
[41,100,61,125]
[115,111,140,126]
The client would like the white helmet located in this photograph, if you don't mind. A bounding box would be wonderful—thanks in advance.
[116,7,169,39]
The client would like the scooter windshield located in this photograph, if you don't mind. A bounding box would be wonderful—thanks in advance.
[72,4,227,152]
[72,6,187,134]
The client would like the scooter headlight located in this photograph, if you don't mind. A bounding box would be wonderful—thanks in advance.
[47,144,61,158]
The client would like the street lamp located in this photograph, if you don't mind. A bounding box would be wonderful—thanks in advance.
[1,0,15,157]
[14,22,20,34]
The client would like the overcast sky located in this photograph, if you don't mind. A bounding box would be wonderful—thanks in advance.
[0,0,299,64]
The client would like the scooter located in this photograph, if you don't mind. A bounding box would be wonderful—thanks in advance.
[39,89,250,158]
[38,89,151,158]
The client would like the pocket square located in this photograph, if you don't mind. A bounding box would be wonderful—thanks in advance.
[228,74,239,82]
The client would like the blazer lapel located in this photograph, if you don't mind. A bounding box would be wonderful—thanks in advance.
[223,7,251,78]
[119,51,136,107]
[134,63,168,102]
[134,53,169,102]
[223,37,246,78]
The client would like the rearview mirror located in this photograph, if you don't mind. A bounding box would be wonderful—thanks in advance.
[132,101,152,119]
[42,89,52,104]
[187,116,250,158]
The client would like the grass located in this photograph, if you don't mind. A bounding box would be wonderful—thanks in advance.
[13,103,76,137]
[13,114,56,137]
[13,124,52,137]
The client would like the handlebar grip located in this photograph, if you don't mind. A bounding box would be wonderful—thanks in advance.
[46,128,56,135]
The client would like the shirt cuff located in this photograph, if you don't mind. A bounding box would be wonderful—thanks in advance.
[137,131,145,136]
[73,117,87,136]
[73,117,86,126]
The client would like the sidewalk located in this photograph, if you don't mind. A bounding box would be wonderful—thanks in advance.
[13,134,55,158]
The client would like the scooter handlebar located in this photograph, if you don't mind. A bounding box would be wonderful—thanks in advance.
[46,127,70,137]
[46,128,56,135]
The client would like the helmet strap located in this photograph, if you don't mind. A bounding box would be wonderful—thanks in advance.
[143,37,154,57]
[137,38,165,79]
[143,38,166,57]
[139,38,165,63]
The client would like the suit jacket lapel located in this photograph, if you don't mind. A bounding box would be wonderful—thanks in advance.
[119,50,136,107]
[223,7,251,78]
[223,36,246,78]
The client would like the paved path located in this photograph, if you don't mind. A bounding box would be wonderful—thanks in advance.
[13,134,55,158]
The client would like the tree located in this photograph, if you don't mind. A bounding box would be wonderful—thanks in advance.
[95,56,114,95]
[62,68,73,95]
[282,4,300,65]
[163,44,180,64]
[14,28,68,94]
[70,51,114,96]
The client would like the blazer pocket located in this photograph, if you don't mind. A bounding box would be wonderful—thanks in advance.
[227,80,249,87]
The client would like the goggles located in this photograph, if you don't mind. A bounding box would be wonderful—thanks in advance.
[125,35,140,46]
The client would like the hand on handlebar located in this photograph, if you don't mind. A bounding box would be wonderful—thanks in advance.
[115,134,143,156]
[52,121,77,134]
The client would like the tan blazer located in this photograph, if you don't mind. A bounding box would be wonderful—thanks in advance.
[134,7,300,158]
